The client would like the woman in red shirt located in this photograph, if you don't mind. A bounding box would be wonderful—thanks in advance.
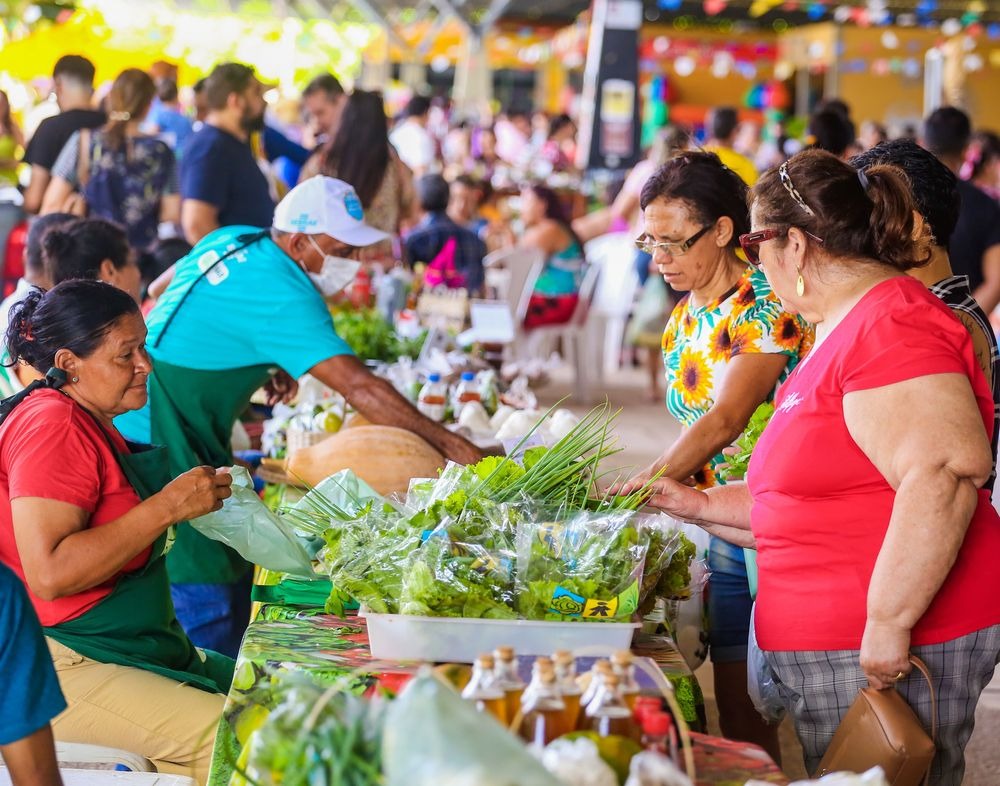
[632,149,1000,784]
[0,280,232,781]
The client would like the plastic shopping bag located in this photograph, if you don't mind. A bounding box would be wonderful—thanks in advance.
[383,670,564,786]
[189,467,318,579]
[746,767,889,786]
[747,604,787,723]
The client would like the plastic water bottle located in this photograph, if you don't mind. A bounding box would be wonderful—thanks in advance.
[417,373,448,422]
[453,371,481,411]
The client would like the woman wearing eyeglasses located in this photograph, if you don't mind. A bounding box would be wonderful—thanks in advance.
[630,149,1000,784]
[631,151,812,763]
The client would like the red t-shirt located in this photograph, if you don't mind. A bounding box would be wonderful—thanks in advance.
[748,276,1000,651]
[0,389,147,627]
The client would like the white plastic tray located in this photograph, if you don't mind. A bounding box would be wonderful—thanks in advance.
[363,610,639,663]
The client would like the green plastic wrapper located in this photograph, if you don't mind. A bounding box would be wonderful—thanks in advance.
[189,467,318,579]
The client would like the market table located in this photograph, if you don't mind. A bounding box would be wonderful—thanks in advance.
[206,584,788,786]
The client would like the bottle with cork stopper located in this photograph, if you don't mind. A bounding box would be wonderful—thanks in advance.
[578,659,614,724]
[552,650,582,729]
[493,645,526,724]
[519,660,571,747]
[611,650,641,711]
[461,653,507,723]
[585,672,641,741]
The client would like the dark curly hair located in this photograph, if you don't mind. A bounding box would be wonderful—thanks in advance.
[850,138,960,248]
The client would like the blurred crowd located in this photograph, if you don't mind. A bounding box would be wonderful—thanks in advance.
[1,53,999,342]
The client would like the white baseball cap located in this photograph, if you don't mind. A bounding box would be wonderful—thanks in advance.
[272,176,390,247]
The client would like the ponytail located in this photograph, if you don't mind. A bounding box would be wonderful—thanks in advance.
[752,149,927,272]
[863,164,929,272]
[102,68,156,152]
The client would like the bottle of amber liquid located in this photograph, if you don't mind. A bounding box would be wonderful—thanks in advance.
[586,673,640,741]
[552,650,582,730]
[520,662,571,747]
[520,656,554,708]
[493,646,527,724]
[462,653,507,724]
[577,659,614,728]
[611,650,641,711]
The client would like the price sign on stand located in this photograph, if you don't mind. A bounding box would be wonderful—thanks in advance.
[416,287,469,333]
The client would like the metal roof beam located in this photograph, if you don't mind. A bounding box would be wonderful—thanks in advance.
[428,0,473,33]
[313,0,414,53]
[477,0,514,35]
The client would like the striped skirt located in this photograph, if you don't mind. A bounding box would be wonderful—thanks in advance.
[761,625,1000,785]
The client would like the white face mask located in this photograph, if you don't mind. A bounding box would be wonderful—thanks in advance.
[304,236,360,297]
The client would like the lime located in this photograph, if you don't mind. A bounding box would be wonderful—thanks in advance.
[232,661,257,691]
[234,704,271,746]
[313,409,343,433]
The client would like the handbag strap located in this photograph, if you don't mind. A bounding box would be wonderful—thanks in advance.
[907,655,936,742]
[907,655,936,786]
[77,128,92,189]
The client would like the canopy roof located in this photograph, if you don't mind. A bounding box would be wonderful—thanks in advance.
[343,0,1000,30]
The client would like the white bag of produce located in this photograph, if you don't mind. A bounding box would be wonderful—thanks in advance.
[746,767,889,786]
[189,467,318,578]
[383,671,564,786]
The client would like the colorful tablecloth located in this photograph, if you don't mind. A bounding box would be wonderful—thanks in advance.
[206,605,786,786]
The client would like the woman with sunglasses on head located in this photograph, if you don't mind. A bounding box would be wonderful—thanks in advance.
[631,151,811,763]
[630,149,1000,784]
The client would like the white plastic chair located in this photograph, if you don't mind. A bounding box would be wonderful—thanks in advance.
[521,264,602,403]
[53,743,155,772]
[482,246,544,308]
[0,772,195,786]
[584,233,641,377]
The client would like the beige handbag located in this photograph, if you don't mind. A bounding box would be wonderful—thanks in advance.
[817,656,936,785]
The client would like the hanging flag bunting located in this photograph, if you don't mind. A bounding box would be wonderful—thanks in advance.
[807,2,827,21]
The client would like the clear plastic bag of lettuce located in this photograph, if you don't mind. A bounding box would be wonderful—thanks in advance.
[189,467,318,579]
[515,507,649,622]
[383,669,564,786]
[636,515,701,617]
[319,502,422,615]
[320,493,522,619]
[399,499,520,619]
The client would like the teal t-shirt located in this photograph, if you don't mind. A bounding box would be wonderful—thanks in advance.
[118,226,352,442]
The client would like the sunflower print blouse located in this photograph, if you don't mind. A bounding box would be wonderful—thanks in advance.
[661,266,813,489]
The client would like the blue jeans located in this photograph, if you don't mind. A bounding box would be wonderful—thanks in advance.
[706,536,753,663]
[170,573,252,658]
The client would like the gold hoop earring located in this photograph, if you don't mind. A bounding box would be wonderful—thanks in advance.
[796,267,805,297]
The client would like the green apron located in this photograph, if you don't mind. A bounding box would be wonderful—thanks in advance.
[43,425,234,693]
[148,359,274,585]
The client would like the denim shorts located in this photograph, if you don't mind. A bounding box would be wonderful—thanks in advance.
[706,536,753,663]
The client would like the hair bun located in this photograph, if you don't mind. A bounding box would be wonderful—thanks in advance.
[5,287,45,369]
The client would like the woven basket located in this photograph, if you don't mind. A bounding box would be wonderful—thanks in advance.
[286,427,333,457]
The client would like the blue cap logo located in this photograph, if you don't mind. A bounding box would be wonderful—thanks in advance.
[344,192,363,221]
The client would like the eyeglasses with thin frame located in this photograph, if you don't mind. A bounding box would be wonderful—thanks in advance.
[635,225,712,257]
[739,228,825,266]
